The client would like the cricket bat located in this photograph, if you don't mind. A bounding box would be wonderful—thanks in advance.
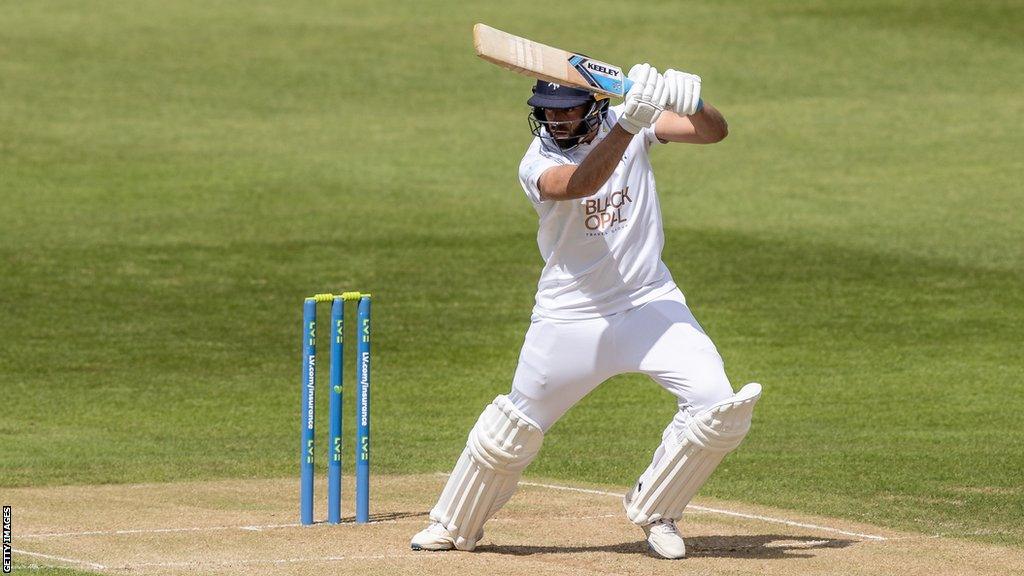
[472,23,633,99]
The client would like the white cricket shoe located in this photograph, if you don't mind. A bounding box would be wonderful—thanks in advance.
[410,522,457,551]
[642,518,686,559]
[411,522,484,551]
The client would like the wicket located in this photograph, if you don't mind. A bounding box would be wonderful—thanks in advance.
[300,292,372,525]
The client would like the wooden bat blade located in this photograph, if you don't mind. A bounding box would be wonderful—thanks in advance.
[472,23,630,98]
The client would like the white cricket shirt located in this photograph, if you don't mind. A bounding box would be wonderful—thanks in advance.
[518,104,678,320]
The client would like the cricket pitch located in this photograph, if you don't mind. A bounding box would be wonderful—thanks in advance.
[4,474,1022,575]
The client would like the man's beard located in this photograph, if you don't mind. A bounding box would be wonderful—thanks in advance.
[553,119,595,150]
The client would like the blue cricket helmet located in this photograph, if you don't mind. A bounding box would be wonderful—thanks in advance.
[527,80,609,151]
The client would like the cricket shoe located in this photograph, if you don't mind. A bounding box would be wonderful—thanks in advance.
[642,518,686,559]
[410,522,483,551]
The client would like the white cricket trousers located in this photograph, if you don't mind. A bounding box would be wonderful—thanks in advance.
[508,287,735,477]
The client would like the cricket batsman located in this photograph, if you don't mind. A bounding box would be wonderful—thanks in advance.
[411,64,762,559]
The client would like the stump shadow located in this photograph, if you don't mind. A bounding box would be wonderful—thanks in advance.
[332,510,428,523]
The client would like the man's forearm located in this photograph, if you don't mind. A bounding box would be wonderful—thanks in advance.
[687,104,728,143]
[564,125,634,199]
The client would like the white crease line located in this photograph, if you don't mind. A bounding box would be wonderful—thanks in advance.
[685,505,888,541]
[12,548,108,570]
[519,480,623,499]
[21,525,238,538]
[20,513,617,540]
[22,522,377,539]
[240,522,303,532]
[129,554,446,568]
[879,529,1012,542]
[517,479,889,541]
[20,523,306,539]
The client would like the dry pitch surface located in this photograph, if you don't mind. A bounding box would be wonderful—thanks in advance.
[5,474,1022,576]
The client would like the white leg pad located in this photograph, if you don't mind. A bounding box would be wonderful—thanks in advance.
[625,382,762,525]
[430,395,544,550]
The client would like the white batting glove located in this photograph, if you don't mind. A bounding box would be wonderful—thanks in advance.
[617,63,668,134]
[664,69,702,116]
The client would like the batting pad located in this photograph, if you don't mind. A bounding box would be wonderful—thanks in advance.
[431,395,545,550]
[624,382,762,525]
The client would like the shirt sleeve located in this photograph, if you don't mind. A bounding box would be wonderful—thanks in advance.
[518,138,566,204]
[641,123,664,148]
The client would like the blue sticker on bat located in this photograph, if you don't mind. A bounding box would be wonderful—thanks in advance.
[568,55,626,96]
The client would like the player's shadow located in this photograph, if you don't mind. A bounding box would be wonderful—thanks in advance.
[686,534,855,558]
[478,534,855,559]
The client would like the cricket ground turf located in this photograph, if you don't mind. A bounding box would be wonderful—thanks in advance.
[1,1,1021,574]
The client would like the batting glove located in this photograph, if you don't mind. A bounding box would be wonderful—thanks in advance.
[618,63,668,134]
[664,69,703,116]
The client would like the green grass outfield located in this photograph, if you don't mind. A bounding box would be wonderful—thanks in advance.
[2,1,1022,568]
